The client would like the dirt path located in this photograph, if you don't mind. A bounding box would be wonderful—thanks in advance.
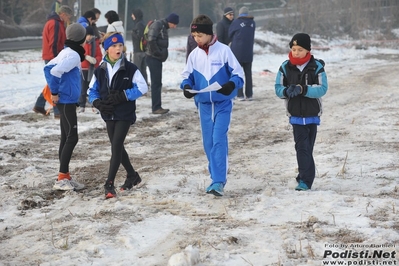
[0,60,398,265]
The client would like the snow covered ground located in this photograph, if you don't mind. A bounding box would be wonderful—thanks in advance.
[0,30,398,265]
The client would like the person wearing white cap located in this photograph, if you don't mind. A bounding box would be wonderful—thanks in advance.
[44,23,87,191]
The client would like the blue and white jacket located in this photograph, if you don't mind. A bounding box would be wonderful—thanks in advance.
[180,37,244,103]
[44,47,81,104]
[88,55,148,123]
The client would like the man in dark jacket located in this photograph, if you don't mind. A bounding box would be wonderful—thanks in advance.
[145,13,179,114]
[77,10,96,28]
[131,8,148,84]
[229,6,255,100]
[216,7,234,45]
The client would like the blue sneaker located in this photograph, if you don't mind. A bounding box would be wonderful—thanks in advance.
[295,180,309,191]
[206,183,224,196]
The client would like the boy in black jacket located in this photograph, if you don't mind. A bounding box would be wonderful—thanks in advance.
[88,32,148,198]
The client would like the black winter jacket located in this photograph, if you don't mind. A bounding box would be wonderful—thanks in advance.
[131,9,145,53]
[216,16,233,45]
[94,57,139,124]
[145,19,169,62]
[280,56,326,117]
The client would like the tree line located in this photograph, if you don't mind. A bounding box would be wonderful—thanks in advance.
[1,0,399,39]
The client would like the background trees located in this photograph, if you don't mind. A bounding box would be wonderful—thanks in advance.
[1,0,399,39]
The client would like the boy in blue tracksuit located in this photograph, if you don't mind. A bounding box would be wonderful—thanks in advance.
[275,33,328,191]
[88,32,148,199]
[44,23,87,191]
[181,14,244,196]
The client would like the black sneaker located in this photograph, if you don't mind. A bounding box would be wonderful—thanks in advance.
[120,172,142,191]
[104,180,117,199]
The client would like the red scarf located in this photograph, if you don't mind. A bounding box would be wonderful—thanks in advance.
[199,35,217,55]
[289,51,311,66]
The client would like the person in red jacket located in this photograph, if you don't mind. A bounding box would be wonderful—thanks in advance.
[33,5,72,118]
[78,26,102,112]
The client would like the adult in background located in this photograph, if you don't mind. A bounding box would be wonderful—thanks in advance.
[77,10,96,28]
[105,10,125,37]
[50,0,63,14]
[33,5,72,118]
[91,8,103,38]
[216,7,234,45]
[131,8,148,84]
[145,13,179,114]
[87,8,102,82]
[229,6,255,101]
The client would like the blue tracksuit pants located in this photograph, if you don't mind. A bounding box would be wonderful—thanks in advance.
[198,99,233,186]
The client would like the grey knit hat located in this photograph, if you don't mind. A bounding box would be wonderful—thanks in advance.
[223,7,234,16]
[239,6,249,16]
[66,23,86,44]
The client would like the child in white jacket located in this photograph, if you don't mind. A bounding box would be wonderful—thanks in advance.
[180,14,244,197]
[44,23,87,191]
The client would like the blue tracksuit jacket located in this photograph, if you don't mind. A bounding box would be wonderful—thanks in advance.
[181,37,244,185]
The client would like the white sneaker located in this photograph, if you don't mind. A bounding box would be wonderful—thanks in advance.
[53,179,85,191]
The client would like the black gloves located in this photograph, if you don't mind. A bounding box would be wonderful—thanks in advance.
[107,90,128,105]
[285,84,303,98]
[93,99,114,115]
[216,81,235,96]
[183,85,195,99]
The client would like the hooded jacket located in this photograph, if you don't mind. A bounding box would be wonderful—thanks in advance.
[42,12,66,61]
[145,19,169,62]
[229,15,255,63]
[106,21,125,37]
[131,9,145,53]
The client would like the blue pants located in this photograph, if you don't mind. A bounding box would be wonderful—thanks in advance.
[198,100,233,185]
[292,124,317,188]
[146,56,163,111]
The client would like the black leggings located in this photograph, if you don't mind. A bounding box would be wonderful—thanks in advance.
[105,120,135,182]
[58,103,78,174]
